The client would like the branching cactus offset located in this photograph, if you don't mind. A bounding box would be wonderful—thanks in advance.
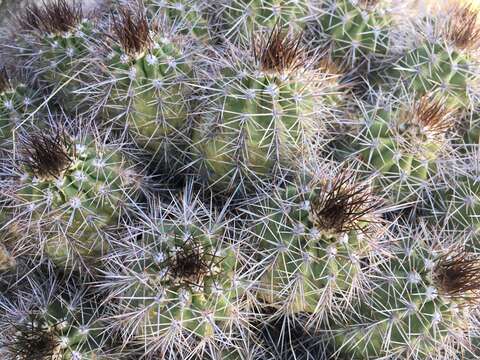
[100,4,194,172]
[192,25,336,195]
[251,167,386,317]
[98,193,249,358]
[0,263,108,359]
[1,119,146,267]
[329,227,480,359]
[388,3,480,108]
[349,92,454,202]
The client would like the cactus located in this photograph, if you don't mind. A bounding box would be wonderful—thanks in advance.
[252,168,384,316]
[100,4,193,172]
[98,194,248,358]
[329,229,480,359]
[1,0,480,359]
[0,262,107,359]
[1,121,145,267]
[191,25,329,195]
[306,0,391,69]
[0,68,38,147]
[348,93,453,202]
[217,0,310,44]
[12,0,95,111]
[387,3,480,108]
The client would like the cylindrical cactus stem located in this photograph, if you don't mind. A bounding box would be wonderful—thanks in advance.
[2,119,146,268]
[191,25,333,195]
[252,167,385,317]
[305,0,391,70]
[351,92,454,202]
[12,0,96,111]
[330,231,480,359]
[101,3,194,173]
[0,263,107,359]
[99,196,249,358]
[387,3,480,108]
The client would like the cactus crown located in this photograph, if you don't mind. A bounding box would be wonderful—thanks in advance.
[309,170,381,234]
[111,5,151,56]
[8,315,60,360]
[445,3,480,50]
[20,129,74,180]
[164,234,223,287]
[433,250,480,305]
[253,24,306,75]
[0,67,12,94]
[19,0,83,34]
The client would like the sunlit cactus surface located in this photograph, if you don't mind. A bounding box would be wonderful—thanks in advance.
[2,0,480,359]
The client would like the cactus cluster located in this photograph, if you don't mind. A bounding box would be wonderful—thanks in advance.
[2,0,480,359]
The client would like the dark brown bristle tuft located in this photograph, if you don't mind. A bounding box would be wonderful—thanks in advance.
[111,5,151,56]
[0,67,12,94]
[160,234,223,288]
[253,23,307,74]
[18,0,83,34]
[414,96,453,135]
[20,129,74,179]
[434,250,480,306]
[8,316,60,360]
[309,170,382,234]
[445,3,480,50]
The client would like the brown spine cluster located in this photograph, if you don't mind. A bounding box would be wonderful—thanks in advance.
[162,234,223,288]
[18,0,83,34]
[434,249,480,306]
[309,170,382,234]
[20,129,74,180]
[414,96,453,136]
[111,4,152,56]
[445,3,480,51]
[253,23,307,75]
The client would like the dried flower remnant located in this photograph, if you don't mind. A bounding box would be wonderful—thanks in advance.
[161,234,224,288]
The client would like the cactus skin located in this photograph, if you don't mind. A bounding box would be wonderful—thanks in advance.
[307,0,390,68]
[330,235,477,360]
[252,171,382,316]
[218,0,309,43]
[145,0,211,40]
[4,128,144,267]
[391,42,472,108]
[100,204,247,358]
